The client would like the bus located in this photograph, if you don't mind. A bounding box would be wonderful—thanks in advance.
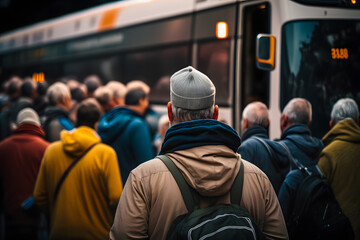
[0,0,359,139]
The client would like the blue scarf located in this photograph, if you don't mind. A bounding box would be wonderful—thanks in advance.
[159,119,241,155]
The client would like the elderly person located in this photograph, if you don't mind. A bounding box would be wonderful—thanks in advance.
[110,66,288,240]
[318,98,360,240]
[42,82,73,142]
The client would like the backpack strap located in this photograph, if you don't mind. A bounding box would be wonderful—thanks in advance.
[252,136,283,171]
[157,155,198,212]
[278,141,312,175]
[230,159,244,205]
[157,155,244,211]
[58,116,74,131]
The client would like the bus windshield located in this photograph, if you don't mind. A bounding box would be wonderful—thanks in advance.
[281,20,360,138]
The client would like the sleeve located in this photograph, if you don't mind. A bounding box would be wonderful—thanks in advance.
[262,175,289,240]
[110,172,149,240]
[33,151,50,215]
[103,147,123,214]
[130,121,155,165]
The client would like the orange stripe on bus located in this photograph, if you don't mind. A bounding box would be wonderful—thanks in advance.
[98,8,122,32]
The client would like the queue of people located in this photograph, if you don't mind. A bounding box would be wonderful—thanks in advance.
[0,67,359,240]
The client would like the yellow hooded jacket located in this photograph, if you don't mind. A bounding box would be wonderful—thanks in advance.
[34,126,122,240]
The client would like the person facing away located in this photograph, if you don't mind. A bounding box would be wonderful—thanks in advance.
[42,82,74,142]
[0,108,49,240]
[317,98,360,239]
[237,101,291,194]
[277,98,324,222]
[110,66,288,240]
[33,98,122,240]
[97,87,155,184]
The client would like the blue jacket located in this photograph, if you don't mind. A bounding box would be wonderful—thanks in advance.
[97,107,155,184]
[238,126,290,194]
[277,124,323,223]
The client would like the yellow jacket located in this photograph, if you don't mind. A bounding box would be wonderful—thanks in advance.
[34,126,122,240]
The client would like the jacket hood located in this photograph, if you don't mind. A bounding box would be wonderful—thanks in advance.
[97,107,141,144]
[161,119,241,197]
[242,126,268,141]
[281,124,323,159]
[13,123,45,138]
[61,126,101,157]
[169,145,241,197]
[322,119,360,146]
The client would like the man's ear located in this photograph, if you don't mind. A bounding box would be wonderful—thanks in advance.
[280,114,287,131]
[243,118,249,131]
[265,119,270,129]
[329,120,334,128]
[167,102,173,122]
[213,105,219,120]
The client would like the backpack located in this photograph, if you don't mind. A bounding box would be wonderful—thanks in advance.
[279,142,354,240]
[157,155,265,240]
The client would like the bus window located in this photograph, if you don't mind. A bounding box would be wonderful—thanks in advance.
[197,40,230,106]
[281,20,360,138]
[241,3,270,108]
[123,45,190,104]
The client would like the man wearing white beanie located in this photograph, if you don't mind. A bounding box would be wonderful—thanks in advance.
[110,66,288,239]
[0,108,49,239]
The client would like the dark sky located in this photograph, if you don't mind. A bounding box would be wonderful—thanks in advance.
[0,0,118,35]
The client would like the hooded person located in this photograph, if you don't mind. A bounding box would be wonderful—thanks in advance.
[110,66,288,240]
[97,87,155,184]
[0,108,49,240]
[33,98,122,240]
[238,101,291,194]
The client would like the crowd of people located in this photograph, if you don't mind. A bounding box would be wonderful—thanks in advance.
[0,66,359,240]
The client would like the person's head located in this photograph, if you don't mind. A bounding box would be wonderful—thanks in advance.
[46,82,72,110]
[76,98,102,129]
[84,75,102,97]
[167,66,218,126]
[5,76,22,101]
[16,108,41,127]
[72,87,86,103]
[94,86,116,113]
[106,81,127,106]
[37,81,48,97]
[242,101,269,131]
[281,98,312,132]
[21,79,38,99]
[126,80,150,95]
[330,98,359,127]
[125,88,149,116]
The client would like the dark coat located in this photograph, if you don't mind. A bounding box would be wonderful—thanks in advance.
[97,107,155,184]
[238,126,290,194]
[0,123,49,229]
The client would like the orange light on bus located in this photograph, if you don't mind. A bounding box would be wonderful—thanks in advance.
[351,0,356,4]
[32,72,45,82]
[216,22,228,39]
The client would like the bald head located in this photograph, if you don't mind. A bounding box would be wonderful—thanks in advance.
[242,101,269,130]
[281,98,312,131]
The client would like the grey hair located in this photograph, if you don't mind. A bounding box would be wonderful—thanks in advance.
[331,98,359,124]
[94,86,113,105]
[242,101,269,128]
[282,98,312,125]
[171,105,214,123]
[46,82,71,106]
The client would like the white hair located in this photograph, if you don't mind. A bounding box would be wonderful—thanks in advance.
[46,82,71,106]
[126,80,150,95]
[242,101,269,128]
[331,98,359,124]
[171,105,214,123]
[94,86,114,105]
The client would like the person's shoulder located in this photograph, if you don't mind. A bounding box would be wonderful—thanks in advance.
[242,159,268,180]
[95,142,117,155]
[130,157,168,180]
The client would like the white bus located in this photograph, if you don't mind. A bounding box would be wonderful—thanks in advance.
[0,0,359,139]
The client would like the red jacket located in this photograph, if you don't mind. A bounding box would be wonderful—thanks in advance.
[0,123,49,227]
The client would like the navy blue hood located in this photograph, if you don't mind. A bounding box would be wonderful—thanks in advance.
[97,107,142,144]
[160,119,241,155]
[280,124,324,166]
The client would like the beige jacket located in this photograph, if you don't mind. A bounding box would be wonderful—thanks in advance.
[110,145,288,240]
